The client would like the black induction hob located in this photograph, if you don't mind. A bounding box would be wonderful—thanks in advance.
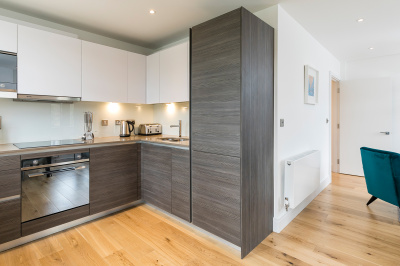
[14,139,85,149]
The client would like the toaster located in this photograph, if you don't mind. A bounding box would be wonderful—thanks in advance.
[138,123,162,135]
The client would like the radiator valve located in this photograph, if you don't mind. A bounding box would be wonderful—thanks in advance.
[284,197,289,211]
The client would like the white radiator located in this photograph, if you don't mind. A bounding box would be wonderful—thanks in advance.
[284,150,321,210]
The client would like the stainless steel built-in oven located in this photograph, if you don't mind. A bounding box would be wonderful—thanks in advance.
[21,152,89,223]
[0,51,17,92]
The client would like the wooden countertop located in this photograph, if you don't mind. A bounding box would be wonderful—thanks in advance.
[0,135,189,156]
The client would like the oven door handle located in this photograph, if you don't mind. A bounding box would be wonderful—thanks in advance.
[21,159,89,171]
[27,165,86,178]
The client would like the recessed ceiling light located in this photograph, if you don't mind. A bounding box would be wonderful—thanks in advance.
[369,47,374,50]
[357,18,364,22]
[149,10,156,14]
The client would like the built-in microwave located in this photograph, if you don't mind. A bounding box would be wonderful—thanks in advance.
[0,51,17,93]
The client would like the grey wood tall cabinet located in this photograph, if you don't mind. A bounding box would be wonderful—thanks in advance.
[191,7,274,258]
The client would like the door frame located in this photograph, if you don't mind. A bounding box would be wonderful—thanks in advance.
[329,72,341,176]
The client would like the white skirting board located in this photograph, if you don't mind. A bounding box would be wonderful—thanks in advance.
[273,177,331,233]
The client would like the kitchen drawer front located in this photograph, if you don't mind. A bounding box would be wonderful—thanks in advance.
[0,155,20,171]
[22,205,89,237]
[0,196,21,244]
[0,169,21,198]
[90,144,138,214]
[172,149,190,222]
[141,144,172,212]
[192,151,241,246]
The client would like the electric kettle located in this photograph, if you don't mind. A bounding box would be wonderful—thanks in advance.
[120,120,135,137]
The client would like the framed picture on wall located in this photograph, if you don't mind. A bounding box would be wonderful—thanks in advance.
[304,65,319,105]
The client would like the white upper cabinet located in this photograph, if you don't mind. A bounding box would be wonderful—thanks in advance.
[128,52,146,104]
[18,26,82,97]
[0,20,17,53]
[82,41,128,103]
[159,41,189,103]
[146,52,160,104]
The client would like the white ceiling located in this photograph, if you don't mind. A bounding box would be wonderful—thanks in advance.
[0,0,281,49]
[0,0,398,61]
[280,0,400,61]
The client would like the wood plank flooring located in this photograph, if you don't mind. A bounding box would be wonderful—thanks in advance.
[1,173,399,265]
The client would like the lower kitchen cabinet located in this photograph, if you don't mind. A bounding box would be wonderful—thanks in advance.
[172,149,191,221]
[142,144,191,221]
[142,144,172,212]
[0,197,21,244]
[192,151,241,246]
[0,154,21,244]
[90,144,139,214]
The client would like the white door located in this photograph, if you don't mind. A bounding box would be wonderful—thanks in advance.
[331,80,340,173]
[340,78,393,176]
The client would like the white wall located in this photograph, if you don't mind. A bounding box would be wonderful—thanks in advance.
[0,99,154,144]
[153,102,190,137]
[256,5,341,232]
[345,54,400,152]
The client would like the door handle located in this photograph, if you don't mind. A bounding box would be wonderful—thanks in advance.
[380,132,390,135]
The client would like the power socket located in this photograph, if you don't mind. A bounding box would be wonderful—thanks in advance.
[115,120,121,125]
[101,120,108,126]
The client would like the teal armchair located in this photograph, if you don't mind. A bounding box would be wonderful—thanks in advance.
[360,147,400,221]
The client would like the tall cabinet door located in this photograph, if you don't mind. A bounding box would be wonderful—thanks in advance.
[18,26,82,97]
[0,20,17,53]
[82,41,128,102]
[191,9,241,158]
[160,41,189,103]
[192,151,241,246]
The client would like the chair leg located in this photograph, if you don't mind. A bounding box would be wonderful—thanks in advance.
[366,196,378,206]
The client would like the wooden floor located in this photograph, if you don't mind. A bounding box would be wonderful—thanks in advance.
[1,173,399,265]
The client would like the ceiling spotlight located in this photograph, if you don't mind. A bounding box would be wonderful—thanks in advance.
[149,10,156,14]
[357,18,364,22]
[369,47,374,50]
